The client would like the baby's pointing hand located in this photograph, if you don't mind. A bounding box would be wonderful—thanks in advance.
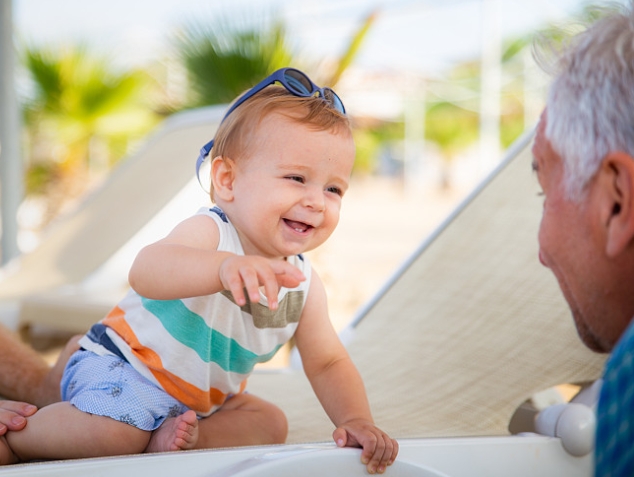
[219,255,305,309]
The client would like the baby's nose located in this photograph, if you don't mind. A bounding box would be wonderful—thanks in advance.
[303,187,325,211]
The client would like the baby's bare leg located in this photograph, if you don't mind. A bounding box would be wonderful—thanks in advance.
[145,410,199,453]
[194,394,288,449]
[0,435,18,465]
[4,402,150,463]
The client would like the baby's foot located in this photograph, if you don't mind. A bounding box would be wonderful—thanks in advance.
[0,436,18,465]
[146,410,199,453]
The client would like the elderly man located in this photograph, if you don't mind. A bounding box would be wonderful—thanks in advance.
[533,3,634,475]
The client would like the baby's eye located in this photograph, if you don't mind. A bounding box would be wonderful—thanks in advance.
[326,186,343,196]
[286,175,304,183]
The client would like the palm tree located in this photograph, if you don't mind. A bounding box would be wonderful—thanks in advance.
[173,12,294,109]
[173,8,377,110]
[21,44,159,223]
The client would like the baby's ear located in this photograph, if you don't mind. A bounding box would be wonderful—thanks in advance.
[211,156,236,201]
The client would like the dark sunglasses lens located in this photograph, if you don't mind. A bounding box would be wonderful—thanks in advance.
[323,88,345,113]
[284,70,314,95]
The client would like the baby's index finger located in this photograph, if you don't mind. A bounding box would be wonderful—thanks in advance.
[272,260,305,280]
[263,285,279,310]
[269,265,304,292]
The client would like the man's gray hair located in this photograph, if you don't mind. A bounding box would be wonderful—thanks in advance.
[537,1,634,200]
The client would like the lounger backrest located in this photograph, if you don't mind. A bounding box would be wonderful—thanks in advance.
[0,107,224,300]
[346,131,606,438]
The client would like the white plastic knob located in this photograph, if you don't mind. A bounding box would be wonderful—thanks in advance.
[534,403,567,437]
[555,403,596,457]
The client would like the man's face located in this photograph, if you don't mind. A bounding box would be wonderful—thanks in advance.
[532,112,617,353]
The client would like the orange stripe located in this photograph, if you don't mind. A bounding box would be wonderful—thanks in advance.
[103,307,237,413]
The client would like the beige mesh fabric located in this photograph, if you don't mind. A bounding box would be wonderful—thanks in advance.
[247,131,606,443]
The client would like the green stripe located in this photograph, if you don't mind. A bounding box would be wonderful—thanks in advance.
[141,298,280,374]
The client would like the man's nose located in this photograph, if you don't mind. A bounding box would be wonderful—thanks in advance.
[538,249,549,267]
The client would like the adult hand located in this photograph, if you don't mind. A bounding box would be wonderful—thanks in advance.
[0,401,37,436]
[333,418,399,474]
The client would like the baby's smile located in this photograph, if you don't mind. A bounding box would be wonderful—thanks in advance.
[284,219,313,233]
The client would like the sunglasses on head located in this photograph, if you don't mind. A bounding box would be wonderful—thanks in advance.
[196,67,346,189]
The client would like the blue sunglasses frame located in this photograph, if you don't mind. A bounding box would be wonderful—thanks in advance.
[195,67,346,188]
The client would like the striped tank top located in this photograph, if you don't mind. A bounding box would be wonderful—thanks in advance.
[79,206,311,416]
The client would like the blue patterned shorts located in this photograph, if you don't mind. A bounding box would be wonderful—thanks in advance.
[61,349,190,431]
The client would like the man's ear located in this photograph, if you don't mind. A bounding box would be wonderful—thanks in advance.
[211,156,236,202]
[600,151,634,257]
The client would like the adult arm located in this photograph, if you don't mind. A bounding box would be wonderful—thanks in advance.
[0,323,53,406]
[0,323,80,435]
[0,324,80,408]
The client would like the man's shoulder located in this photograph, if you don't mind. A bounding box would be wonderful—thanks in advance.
[603,318,634,383]
[613,318,634,357]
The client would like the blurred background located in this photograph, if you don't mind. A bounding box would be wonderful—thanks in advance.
[0,0,619,340]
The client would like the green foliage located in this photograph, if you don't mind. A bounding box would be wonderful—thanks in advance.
[499,95,525,148]
[24,162,59,195]
[20,43,160,197]
[23,45,155,132]
[327,10,378,87]
[352,128,381,173]
[425,102,479,156]
[420,31,540,164]
[174,12,294,108]
[501,36,530,63]
[353,120,403,174]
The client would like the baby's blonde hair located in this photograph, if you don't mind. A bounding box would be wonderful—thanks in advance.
[208,86,351,200]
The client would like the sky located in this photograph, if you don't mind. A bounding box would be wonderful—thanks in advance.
[13,0,604,76]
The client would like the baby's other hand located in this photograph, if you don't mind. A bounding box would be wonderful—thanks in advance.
[333,419,399,474]
[219,255,305,309]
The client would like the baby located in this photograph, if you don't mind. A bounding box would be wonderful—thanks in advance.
[0,68,398,474]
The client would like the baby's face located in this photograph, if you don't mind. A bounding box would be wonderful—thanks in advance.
[222,113,355,259]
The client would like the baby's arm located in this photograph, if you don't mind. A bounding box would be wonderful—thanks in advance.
[294,273,398,474]
[128,214,304,307]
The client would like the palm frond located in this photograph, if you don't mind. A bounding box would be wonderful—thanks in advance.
[174,10,294,108]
